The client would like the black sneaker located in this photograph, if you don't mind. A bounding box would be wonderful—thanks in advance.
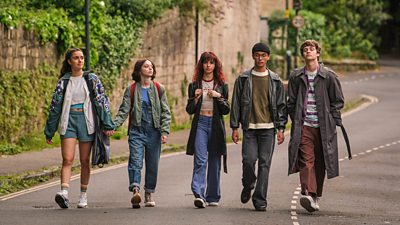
[194,198,206,208]
[240,188,251,204]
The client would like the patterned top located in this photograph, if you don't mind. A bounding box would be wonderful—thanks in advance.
[304,70,319,128]
[201,79,214,111]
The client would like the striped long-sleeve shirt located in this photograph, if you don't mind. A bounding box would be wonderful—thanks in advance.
[304,70,319,128]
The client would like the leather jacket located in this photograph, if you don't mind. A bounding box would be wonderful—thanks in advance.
[230,69,287,131]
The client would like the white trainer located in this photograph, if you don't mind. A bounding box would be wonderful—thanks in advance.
[208,202,219,206]
[314,197,320,211]
[300,195,317,212]
[144,192,156,207]
[55,190,69,209]
[77,193,88,208]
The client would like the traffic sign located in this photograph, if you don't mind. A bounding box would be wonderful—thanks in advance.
[292,15,305,28]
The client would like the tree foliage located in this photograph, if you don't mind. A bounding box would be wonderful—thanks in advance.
[268,0,389,60]
[302,0,389,59]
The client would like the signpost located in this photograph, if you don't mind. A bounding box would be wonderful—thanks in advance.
[292,0,302,68]
[85,0,90,71]
[291,15,305,29]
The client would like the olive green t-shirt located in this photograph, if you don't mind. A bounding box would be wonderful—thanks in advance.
[249,70,274,129]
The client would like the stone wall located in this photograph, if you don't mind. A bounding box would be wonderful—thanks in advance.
[110,0,262,125]
[0,23,59,71]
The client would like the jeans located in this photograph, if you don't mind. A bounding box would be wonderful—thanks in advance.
[242,129,275,207]
[191,115,221,203]
[128,101,161,193]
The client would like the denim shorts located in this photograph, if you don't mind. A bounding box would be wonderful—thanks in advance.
[61,110,94,142]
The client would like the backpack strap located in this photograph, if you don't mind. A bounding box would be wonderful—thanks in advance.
[128,82,137,132]
[83,71,93,96]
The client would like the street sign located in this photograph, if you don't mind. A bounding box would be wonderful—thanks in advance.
[292,15,305,28]
[293,0,302,10]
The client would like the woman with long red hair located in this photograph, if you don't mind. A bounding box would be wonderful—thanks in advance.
[186,51,230,208]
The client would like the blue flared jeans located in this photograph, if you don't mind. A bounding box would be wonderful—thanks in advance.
[191,115,221,203]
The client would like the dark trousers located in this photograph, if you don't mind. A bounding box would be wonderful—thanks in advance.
[298,126,325,197]
[242,129,275,207]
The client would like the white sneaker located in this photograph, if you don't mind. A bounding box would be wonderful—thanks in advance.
[77,193,88,208]
[300,195,317,212]
[55,190,69,209]
[208,202,219,206]
[144,192,156,207]
[194,198,206,208]
[314,197,320,211]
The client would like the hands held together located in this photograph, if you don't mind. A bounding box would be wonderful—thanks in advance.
[194,89,221,99]
[104,130,115,136]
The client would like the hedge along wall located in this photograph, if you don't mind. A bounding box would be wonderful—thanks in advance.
[0,23,60,144]
[0,67,57,143]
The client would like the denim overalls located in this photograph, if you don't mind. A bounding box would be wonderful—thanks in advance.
[128,88,161,193]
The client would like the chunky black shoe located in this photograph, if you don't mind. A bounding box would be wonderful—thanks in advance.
[254,205,266,211]
[240,188,251,204]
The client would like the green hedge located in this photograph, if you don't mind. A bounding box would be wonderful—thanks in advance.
[0,67,57,144]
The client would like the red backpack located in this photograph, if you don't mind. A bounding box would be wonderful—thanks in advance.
[128,81,161,132]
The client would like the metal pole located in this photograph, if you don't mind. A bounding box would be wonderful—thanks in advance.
[85,0,91,71]
[294,8,299,69]
[195,6,199,63]
[285,0,290,79]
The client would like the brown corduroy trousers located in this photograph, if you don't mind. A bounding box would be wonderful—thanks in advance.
[298,126,326,197]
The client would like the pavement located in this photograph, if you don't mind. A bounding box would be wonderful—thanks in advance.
[0,127,190,176]
[0,59,398,178]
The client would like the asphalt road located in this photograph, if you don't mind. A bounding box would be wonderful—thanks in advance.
[0,66,399,225]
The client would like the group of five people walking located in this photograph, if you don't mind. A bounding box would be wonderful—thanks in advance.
[45,39,344,213]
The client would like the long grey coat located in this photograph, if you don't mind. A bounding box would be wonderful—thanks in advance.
[287,65,344,179]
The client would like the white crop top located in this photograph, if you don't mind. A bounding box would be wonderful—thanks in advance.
[70,75,86,105]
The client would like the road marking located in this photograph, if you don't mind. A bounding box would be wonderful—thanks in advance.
[291,139,397,225]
